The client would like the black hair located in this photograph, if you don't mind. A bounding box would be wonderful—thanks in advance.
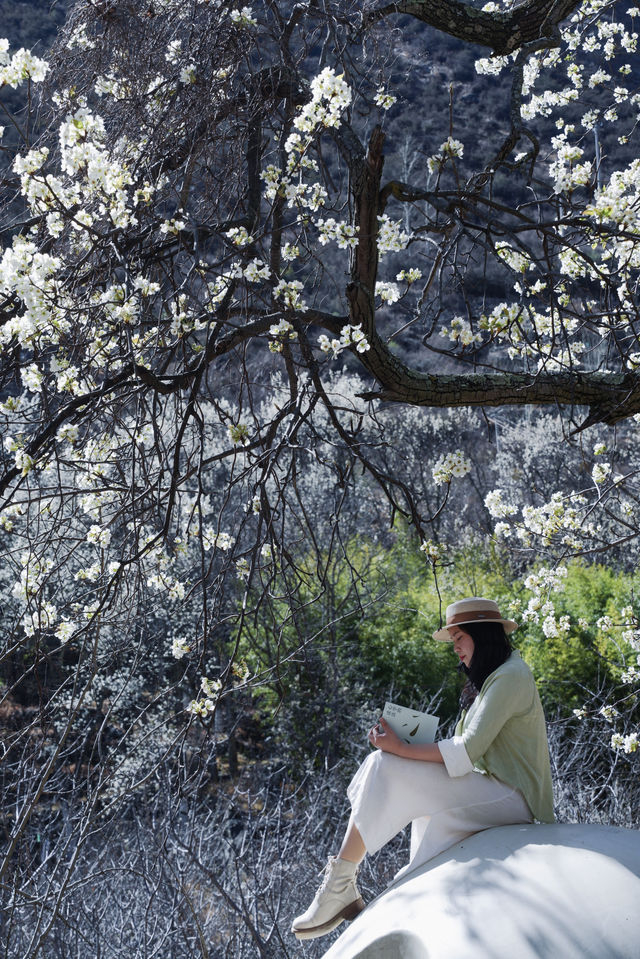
[459,621,513,695]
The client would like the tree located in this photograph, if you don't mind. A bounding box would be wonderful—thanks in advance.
[1,1,640,955]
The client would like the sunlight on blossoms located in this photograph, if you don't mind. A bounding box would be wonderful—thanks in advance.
[376,281,401,304]
[171,638,191,660]
[318,324,370,359]
[419,539,448,563]
[432,450,472,485]
[611,732,639,753]
[377,214,411,253]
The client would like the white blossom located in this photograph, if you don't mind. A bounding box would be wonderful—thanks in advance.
[432,450,472,485]
[440,315,482,346]
[396,268,422,284]
[592,462,611,484]
[171,637,191,659]
[318,323,370,358]
[20,363,43,392]
[377,214,410,253]
[611,732,639,753]
[230,6,257,27]
[87,525,111,548]
[56,621,75,644]
[226,226,254,247]
[484,489,517,518]
[202,529,235,551]
[316,217,358,249]
[375,281,401,304]
[273,279,306,310]
[374,87,397,109]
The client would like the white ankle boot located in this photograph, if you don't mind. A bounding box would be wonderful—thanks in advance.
[291,856,365,940]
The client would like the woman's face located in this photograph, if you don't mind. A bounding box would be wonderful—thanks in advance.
[448,626,475,667]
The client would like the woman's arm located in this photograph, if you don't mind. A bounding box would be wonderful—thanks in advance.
[368,717,445,763]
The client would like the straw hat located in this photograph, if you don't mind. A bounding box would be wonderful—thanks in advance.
[433,597,518,642]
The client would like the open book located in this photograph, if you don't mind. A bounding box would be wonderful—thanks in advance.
[382,701,439,745]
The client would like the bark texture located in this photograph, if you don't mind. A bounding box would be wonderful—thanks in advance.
[370,0,582,54]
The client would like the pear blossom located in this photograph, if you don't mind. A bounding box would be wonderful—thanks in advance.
[20,364,43,393]
[440,316,483,346]
[273,279,306,310]
[396,268,422,284]
[316,218,358,249]
[87,525,111,548]
[171,638,191,659]
[230,6,257,27]
[374,87,397,109]
[56,621,75,644]
[432,450,472,485]
[225,226,254,247]
[419,539,448,562]
[375,281,401,304]
[377,215,410,253]
[318,324,369,358]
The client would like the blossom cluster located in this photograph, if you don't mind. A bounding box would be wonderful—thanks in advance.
[318,324,370,358]
[0,40,48,87]
[375,281,401,304]
[488,490,598,549]
[229,6,257,28]
[611,732,639,753]
[440,315,483,347]
[427,137,464,174]
[316,217,358,249]
[432,450,472,485]
[171,637,191,659]
[377,214,411,253]
[225,226,254,247]
[419,539,448,564]
[374,87,397,110]
[201,529,235,551]
[484,489,517,519]
[396,268,422,284]
[273,279,306,311]
[519,566,570,638]
[268,319,298,353]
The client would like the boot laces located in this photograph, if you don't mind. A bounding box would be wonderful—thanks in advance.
[316,859,333,894]
[316,857,356,894]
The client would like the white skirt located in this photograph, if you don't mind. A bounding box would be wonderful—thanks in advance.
[347,750,532,878]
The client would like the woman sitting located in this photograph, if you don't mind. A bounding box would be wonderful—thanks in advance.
[291,596,555,941]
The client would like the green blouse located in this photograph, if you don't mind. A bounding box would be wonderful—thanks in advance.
[439,650,555,823]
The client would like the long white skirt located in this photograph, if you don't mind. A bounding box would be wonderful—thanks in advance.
[347,751,533,878]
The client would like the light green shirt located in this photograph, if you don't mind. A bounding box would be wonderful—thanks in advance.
[439,650,555,823]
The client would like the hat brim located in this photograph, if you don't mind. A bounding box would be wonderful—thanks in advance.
[433,618,518,642]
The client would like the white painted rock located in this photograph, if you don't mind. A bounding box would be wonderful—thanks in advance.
[322,823,640,959]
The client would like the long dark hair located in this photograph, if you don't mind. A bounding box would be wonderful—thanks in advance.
[459,621,513,703]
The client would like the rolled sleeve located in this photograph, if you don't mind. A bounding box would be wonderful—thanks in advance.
[438,736,474,778]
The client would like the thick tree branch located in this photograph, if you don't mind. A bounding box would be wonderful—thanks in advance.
[357,362,640,427]
[367,0,581,54]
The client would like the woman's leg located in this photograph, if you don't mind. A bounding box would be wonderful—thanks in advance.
[338,814,366,863]
[291,820,366,939]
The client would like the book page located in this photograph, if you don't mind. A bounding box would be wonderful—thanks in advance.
[382,701,439,745]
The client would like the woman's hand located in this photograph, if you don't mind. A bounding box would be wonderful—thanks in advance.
[368,717,404,756]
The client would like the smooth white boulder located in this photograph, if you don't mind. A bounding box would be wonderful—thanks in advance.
[322,823,640,959]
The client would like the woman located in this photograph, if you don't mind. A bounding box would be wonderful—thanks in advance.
[291,596,554,941]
